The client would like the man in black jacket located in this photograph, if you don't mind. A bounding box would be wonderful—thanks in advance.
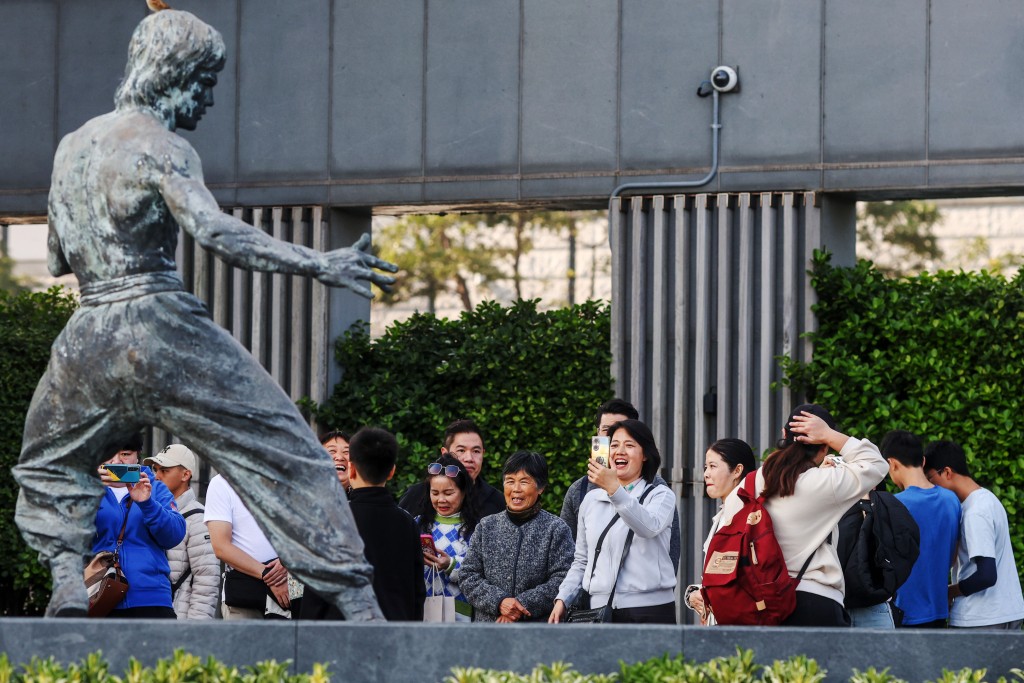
[303,427,425,621]
[399,419,504,517]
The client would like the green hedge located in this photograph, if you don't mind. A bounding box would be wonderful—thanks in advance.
[780,252,1024,582]
[1,649,1016,683]
[314,299,613,512]
[0,287,78,616]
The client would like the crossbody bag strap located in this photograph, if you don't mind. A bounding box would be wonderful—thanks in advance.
[604,483,662,608]
[113,498,133,566]
[793,531,832,584]
[585,511,622,585]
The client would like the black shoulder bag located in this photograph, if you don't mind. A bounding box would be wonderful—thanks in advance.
[565,484,660,624]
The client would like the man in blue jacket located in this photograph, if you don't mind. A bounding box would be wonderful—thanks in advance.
[94,435,185,618]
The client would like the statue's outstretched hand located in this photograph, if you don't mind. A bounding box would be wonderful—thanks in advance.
[317,233,398,298]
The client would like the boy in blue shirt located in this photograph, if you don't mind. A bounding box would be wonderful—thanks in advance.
[883,430,961,627]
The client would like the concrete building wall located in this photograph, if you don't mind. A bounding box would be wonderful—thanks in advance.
[3,0,1024,217]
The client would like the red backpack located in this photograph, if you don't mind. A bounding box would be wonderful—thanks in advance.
[700,471,812,625]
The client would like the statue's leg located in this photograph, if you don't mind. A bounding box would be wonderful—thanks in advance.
[14,341,132,617]
[142,292,384,621]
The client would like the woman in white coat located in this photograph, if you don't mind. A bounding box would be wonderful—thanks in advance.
[549,419,678,624]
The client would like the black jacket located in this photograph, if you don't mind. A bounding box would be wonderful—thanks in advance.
[399,477,505,518]
[837,490,920,608]
[302,487,425,621]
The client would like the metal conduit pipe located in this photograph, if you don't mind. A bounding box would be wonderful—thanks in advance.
[608,89,722,207]
[606,66,740,621]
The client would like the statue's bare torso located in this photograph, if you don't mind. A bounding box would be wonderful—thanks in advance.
[48,110,198,285]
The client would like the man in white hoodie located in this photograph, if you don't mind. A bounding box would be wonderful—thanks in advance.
[146,444,219,619]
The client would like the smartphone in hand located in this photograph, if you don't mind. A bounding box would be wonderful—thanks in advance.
[591,436,610,467]
[420,533,437,555]
[103,464,141,483]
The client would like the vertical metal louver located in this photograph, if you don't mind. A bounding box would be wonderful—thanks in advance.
[610,191,822,616]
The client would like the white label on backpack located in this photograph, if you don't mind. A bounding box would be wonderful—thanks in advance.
[747,510,762,525]
[705,550,739,574]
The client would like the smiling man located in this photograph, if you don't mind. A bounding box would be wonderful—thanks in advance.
[12,9,395,619]
[399,419,505,518]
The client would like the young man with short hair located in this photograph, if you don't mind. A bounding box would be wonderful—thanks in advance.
[305,427,425,621]
[146,444,219,620]
[883,430,960,628]
[398,419,504,517]
[925,440,1024,630]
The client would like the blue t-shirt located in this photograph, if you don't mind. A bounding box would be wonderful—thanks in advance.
[894,485,961,624]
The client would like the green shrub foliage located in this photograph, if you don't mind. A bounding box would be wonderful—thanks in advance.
[0,287,78,615]
[315,299,613,512]
[780,252,1024,583]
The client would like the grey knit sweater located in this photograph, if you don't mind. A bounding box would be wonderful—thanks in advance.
[460,510,574,622]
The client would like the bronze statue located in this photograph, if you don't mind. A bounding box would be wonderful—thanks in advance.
[13,9,395,620]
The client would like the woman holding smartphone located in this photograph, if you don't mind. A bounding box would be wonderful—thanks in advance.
[683,438,758,624]
[415,455,480,621]
[550,419,678,624]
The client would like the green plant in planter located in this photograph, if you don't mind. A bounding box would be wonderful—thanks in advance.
[761,655,826,683]
[850,667,908,683]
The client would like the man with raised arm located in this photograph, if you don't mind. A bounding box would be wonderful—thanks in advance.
[13,8,396,620]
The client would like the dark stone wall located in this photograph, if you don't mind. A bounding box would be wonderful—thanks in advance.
[2,0,1023,215]
[1,619,1021,683]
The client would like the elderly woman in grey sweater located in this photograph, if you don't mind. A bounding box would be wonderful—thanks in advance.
[460,451,575,622]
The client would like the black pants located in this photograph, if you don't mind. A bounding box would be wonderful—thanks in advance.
[109,606,177,619]
[611,601,677,624]
[781,591,851,627]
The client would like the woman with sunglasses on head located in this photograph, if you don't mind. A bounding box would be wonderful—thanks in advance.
[461,451,575,622]
[415,455,480,621]
[683,438,758,625]
[550,419,678,624]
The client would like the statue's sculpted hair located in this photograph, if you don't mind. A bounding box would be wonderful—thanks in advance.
[115,10,225,118]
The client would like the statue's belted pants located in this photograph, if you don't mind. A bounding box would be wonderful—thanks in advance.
[13,272,382,619]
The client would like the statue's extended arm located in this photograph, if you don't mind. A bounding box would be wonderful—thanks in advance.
[161,171,396,298]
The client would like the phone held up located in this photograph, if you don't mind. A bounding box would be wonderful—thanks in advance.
[591,435,610,467]
[420,533,437,555]
[103,463,141,483]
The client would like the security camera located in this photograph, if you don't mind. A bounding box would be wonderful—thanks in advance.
[710,66,739,93]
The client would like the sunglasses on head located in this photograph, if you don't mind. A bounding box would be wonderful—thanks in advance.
[428,462,460,478]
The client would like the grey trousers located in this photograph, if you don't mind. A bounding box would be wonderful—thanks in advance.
[14,275,381,620]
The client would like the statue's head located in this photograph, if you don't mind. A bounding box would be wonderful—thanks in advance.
[114,10,226,130]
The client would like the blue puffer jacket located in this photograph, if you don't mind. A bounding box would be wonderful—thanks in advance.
[92,467,186,610]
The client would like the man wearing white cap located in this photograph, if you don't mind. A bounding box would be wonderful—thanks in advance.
[146,444,218,619]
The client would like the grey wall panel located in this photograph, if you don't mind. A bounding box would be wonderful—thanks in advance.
[0,1,56,190]
[929,0,1024,160]
[172,0,239,185]
[11,0,1024,215]
[521,0,617,173]
[332,0,424,178]
[824,166,929,193]
[720,0,822,167]
[423,179,519,204]
[237,0,330,180]
[425,0,519,175]
[56,2,139,139]
[619,0,718,171]
[823,1,927,163]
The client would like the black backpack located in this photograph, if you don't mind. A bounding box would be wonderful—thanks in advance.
[837,490,920,608]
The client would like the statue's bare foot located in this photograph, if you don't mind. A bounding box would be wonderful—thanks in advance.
[46,579,88,617]
[334,585,386,622]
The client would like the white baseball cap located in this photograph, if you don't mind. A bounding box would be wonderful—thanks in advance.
[143,444,197,475]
